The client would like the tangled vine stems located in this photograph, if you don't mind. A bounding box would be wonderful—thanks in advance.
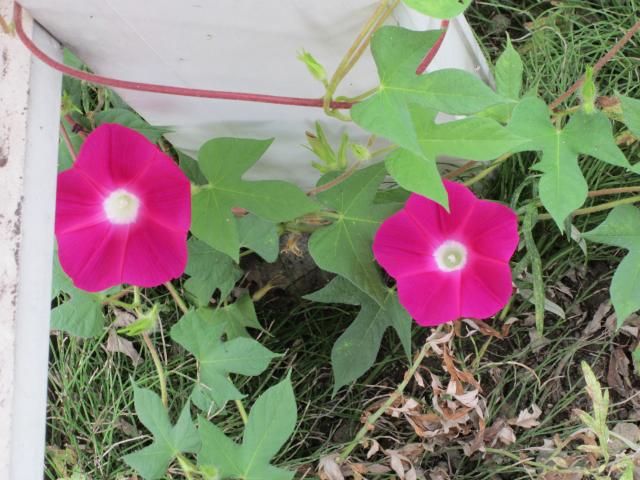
[338,325,444,462]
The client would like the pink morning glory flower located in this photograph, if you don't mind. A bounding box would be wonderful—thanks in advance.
[55,124,191,292]
[373,180,518,326]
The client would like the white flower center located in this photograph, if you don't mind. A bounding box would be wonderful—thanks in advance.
[433,240,468,272]
[104,189,140,224]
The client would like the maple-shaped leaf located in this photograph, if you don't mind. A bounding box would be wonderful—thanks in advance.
[170,310,278,407]
[352,26,510,154]
[51,255,120,337]
[306,276,412,393]
[508,97,629,229]
[184,237,242,306]
[583,205,640,327]
[386,105,526,206]
[308,163,398,305]
[191,138,318,261]
[197,375,297,480]
[238,213,280,262]
[122,387,200,480]
[193,293,263,340]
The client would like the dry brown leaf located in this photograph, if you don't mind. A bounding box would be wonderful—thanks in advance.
[509,404,542,429]
[610,422,640,454]
[462,318,504,339]
[318,455,344,480]
[112,309,136,328]
[366,439,380,459]
[607,348,631,396]
[105,329,142,366]
[583,302,610,336]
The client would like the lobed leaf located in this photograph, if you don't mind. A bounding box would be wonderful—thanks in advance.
[583,205,640,327]
[305,276,412,393]
[191,138,318,261]
[123,387,200,480]
[184,238,242,306]
[508,97,628,229]
[198,375,297,480]
[401,0,471,19]
[352,26,510,154]
[308,163,397,304]
[170,310,278,407]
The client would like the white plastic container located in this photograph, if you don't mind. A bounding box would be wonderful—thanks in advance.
[19,0,493,187]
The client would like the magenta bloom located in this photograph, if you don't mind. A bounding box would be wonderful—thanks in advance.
[55,124,191,292]
[373,181,518,326]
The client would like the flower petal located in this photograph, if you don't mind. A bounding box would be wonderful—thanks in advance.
[121,217,188,287]
[464,200,519,262]
[441,180,479,234]
[373,210,441,278]
[130,152,192,232]
[55,168,107,235]
[57,223,127,292]
[397,272,460,326]
[460,256,513,319]
[75,124,161,188]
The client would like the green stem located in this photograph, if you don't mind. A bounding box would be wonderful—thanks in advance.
[338,329,438,462]
[142,332,169,409]
[464,154,512,187]
[323,0,396,118]
[177,454,197,480]
[235,398,249,425]
[587,185,640,198]
[336,87,378,103]
[523,204,545,335]
[308,160,362,196]
[538,195,640,220]
[164,281,189,314]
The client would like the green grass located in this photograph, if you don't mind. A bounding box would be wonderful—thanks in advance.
[47,1,640,478]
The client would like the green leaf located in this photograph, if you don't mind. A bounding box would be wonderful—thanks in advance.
[51,293,105,338]
[308,163,397,304]
[170,310,278,407]
[305,277,412,393]
[123,387,200,480]
[50,255,107,338]
[197,375,296,480]
[583,205,640,327]
[195,294,264,340]
[352,26,509,154]
[618,94,640,139]
[212,294,263,340]
[184,238,242,306]
[238,214,280,262]
[93,108,169,142]
[508,97,629,228]
[178,150,208,186]
[58,126,83,172]
[386,106,526,205]
[402,0,471,19]
[191,138,318,261]
[495,37,523,101]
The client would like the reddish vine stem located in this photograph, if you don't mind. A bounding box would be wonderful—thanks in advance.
[59,122,77,162]
[64,114,87,137]
[13,3,353,109]
[416,20,450,74]
[549,18,640,110]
